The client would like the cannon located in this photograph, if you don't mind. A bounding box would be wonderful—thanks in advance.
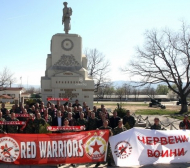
[148,95,166,109]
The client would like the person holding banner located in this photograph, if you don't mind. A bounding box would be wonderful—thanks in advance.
[150,117,161,130]
[88,112,99,130]
[18,108,28,121]
[67,112,76,126]
[33,113,46,133]
[6,113,19,133]
[96,120,113,167]
[0,112,6,134]
[52,111,64,128]
[42,109,52,125]
[61,118,73,133]
[21,114,34,133]
[61,118,76,167]
[77,112,88,129]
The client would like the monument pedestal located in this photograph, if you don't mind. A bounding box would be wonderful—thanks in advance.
[41,34,94,108]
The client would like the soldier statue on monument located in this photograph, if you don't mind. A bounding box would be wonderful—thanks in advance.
[62,2,72,34]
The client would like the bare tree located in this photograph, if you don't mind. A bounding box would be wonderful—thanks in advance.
[123,22,190,113]
[123,83,132,99]
[115,87,125,101]
[132,87,140,101]
[94,81,113,100]
[23,86,35,94]
[103,84,115,98]
[141,86,156,97]
[85,48,110,91]
[0,67,16,87]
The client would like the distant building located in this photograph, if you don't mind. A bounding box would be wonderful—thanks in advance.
[0,87,27,103]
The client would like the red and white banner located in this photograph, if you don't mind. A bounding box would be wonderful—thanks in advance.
[0,121,26,125]
[47,97,70,101]
[109,128,190,167]
[47,125,85,131]
[0,130,109,165]
[15,114,30,118]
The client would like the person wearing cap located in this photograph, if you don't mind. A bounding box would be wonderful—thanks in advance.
[150,117,161,130]
[179,115,190,129]
[62,2,72,34]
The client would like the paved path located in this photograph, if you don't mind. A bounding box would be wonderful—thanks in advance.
[1,163,190,168]
[58,162,190,168]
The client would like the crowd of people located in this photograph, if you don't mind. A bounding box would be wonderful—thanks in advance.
[0,100,136,135]
[0,99,189,167]
[0,99,137,167]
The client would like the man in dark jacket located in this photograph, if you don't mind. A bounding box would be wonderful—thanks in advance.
[52,111,64,126]
[109,110,120,129]
[123,110,135,129]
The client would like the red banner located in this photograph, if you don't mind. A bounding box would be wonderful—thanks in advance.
[0,130,109,165]
[47,125,85,131]
[47,97,70,101]
[15,114,30,118]
[0,121,26,125]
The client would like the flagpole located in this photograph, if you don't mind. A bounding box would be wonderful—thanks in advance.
[27,76,28,89]
[20,76,22,86]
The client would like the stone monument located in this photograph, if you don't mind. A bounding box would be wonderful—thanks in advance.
[41,2,94,108]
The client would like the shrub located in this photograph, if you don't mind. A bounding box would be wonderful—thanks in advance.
[115,103,127,118]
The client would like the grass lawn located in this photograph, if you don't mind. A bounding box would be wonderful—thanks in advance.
[135,109,179,115]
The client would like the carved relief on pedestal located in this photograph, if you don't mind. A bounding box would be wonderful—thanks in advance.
[59,89,79,100]
[53,54,80,67]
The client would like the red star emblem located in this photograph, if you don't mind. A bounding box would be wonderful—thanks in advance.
[1,143,13,156]
[90,141,102,153]
[119,145,127,154]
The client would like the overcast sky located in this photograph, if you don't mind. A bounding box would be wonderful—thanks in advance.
[1,0,190,87]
